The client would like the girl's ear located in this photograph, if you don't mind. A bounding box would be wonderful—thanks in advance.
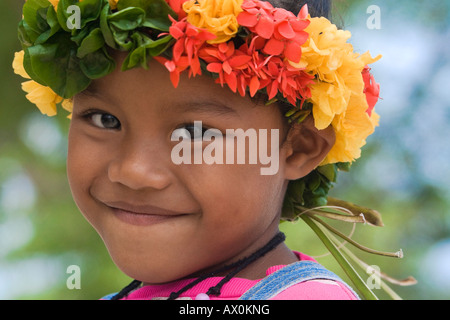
[282,116,336,180]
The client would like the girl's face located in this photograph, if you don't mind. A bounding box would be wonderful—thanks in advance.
[67,55,309,283]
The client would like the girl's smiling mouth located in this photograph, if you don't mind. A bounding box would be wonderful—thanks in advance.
[103,201,190,226]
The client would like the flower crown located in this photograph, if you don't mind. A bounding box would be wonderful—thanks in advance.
[13,0,381,210]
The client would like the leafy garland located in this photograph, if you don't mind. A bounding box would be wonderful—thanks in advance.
[19,0,175,98]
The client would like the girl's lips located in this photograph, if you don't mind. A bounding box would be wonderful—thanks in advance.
[103,201,189,226]
[111,208,187,226]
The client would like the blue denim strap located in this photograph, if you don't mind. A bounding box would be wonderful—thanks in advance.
[239,260,360,300]
[101,293,117,300]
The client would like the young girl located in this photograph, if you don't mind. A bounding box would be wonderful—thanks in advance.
[14,0,382,300]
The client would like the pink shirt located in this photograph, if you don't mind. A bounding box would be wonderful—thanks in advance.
[117,252,358,300]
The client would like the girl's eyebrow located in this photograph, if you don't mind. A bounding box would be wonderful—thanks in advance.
[80,85,238,116]
[174,100,238,117]
[78,85,123,107]
[79,85,108,100]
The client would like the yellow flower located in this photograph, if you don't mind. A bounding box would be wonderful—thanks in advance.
[289,16,381,164]
[61,99,73,113]
[294,17,360,130]
[321,94,379,165]
[309,80,350,130]
[21,80,62,116]
[292,17,353,77]
[183,0,243,44]
[13,50,71,117]
[12,50,30,79]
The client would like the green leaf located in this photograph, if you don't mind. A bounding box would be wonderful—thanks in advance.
[121,33,173,70]
[111,28,135,50]
[122,39,144,69]
[21,0,56,44]
[22,0,53,35]
[57,0,77,32]
[281,195,295,221]
[77,28,105,58]
[57,0,104,32]
[77,0,104,28]
[26,32,91,98]
[317,164,337,183]
[337,162,351,172]
[108,7,146,30]
[70,23,95,46]
[306,171,321,192]
[145,33,174,56]
[18,20,34,48]
[100,3,116,48]
[288,179,306,204]
[23,48,46,86]
[80,48,116,79]
[35,6,61,44]
[310,194,327,207]
[117,0,176,31]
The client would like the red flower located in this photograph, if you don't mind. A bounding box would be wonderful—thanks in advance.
[154,56,190,88]
[237,1,310,63]
[236,37,313,104]
[198,35,313,105]
[262,57,314,105]
[362,65,380,116]
[165,0,190,19]
[159,1,314,105]
[198,41,252,94]
[237,0,275,39]
[159,16,216,87]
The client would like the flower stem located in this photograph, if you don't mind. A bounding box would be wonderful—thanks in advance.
[323,231,416,300]
[293,205,367,224]
[300,215,379,300]
[308,214,402,258]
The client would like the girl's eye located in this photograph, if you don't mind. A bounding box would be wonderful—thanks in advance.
[172,124,220,141]
[90,113,121,130]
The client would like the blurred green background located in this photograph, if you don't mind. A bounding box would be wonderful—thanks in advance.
[1,0,449,299]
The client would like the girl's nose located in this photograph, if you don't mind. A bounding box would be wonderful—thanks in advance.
[107,140,172,191]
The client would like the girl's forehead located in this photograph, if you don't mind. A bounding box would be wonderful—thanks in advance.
[85,56,260,113]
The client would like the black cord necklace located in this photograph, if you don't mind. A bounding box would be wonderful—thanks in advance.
[111,232,286,300]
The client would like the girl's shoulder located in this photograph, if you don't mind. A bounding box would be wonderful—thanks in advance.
[240,252,359,300]
[268,278,359,300]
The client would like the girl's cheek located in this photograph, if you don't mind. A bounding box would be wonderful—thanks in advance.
[67,129,99,196]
